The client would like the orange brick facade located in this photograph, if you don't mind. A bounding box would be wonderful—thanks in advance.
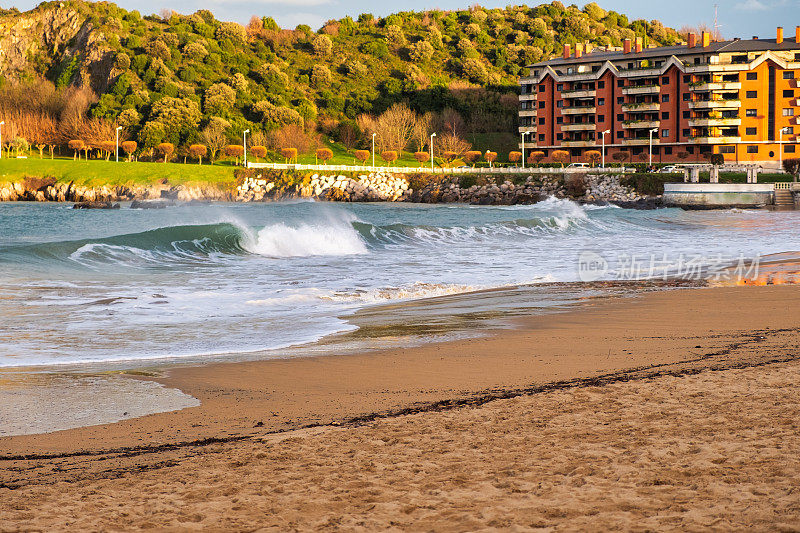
[519,29,800,166]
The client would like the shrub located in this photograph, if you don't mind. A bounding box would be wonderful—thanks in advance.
[621,173,681,196]
[250,145,267,159]
[316,148,333,164]
[188,144,208,164]
[280,147,297,162]
[710,153,724,166]
[354,149,370,164]
[408,40,434,62]
[508,151,522,163]
[312,34,333,55]
[414,151,430,165]
[381,151,398,164]
[157,142,175,163]
[552,150,570,167]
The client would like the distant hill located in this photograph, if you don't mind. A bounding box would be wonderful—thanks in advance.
[0,1,683,155]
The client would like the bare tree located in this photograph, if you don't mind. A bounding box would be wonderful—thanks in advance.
[202,122,228,162]
[412,112,433,152]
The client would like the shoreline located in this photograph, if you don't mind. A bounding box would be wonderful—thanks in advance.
[3,284,799,462]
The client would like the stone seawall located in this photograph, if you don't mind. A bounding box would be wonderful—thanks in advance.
[236,172,648,205]
[0,180,231,203]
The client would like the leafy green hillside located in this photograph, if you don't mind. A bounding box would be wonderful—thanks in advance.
[0,1,682,158]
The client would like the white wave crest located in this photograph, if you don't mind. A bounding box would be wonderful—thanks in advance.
[323,282,483,304]
[245,213,367,258]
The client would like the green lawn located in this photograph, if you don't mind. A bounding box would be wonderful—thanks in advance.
[0,157,236,188]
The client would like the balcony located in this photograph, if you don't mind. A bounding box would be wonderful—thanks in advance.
[561,89,596,99]
[518,126,537,133]
[688,99,742,109]
[622,120,660,129]
[622,85,660,95]
[561,140,596,147]
[519,109,537,118]
[622,102,660,113]
[691,81,742,91]
[623,138,660,146]
[690,136,742,144]
[519,93,537,101]
[561,106,596,115]
[561,123,596,132]
[687,118,742,127]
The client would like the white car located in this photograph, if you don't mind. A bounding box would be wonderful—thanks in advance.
[660,165,682,173]
[567,163,589,168]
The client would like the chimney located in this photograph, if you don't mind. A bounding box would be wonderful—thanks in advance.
[688,33,697,48]
[623,39,632,54]
[753,36,759,40]
[796,26,800,43]
[563,44,571,59]
[575,43,583,58]
[585,41,593,54]
[777,26,784,44]
[702,31,710,47]
[635,37,643,53]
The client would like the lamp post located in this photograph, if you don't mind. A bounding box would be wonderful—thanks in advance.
[780,127,786,172]
[115,126,123,163]
[430,132,436,171]
[649,127,659,167]
[0,121,4,160]
[601,129,610,169]
[243,129,250,167]
[372,133,376,169]
[521,131,530,169]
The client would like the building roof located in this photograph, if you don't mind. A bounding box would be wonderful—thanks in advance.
[529,38,800,69]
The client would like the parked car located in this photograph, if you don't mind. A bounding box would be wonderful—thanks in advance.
[566,163,589,168]
[659,165,682,173]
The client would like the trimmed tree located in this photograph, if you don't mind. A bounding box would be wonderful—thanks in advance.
[442,151,457,162]
[508,151,522,164]
[280,147,297,163]
[251,145,267,160]
[464,150,481,166]
[484,151,497,168]
[225,144,245,165]
[528,151,545,165]
[316,148,333,164]
[783,158,800,181]
[381,151,398,165]
[68,139,84,160]
[157,142,175,163]
[552,150,570,167]
[354,149,370,165]
[121,140,137,162]
[189,144,208,165]
[100,141,116,161]
[585,150,602,167]
[612,151,630,163]
[414,151,430,166]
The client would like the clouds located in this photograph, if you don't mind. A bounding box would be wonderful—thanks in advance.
[735,0,770,10]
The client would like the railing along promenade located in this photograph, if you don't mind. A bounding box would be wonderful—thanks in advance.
[246,162,630,174]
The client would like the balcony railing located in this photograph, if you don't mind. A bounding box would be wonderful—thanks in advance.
[691,81,742,91]
[690,136,742,144]
[622,120,660,129]
[561,89,596,99]
[519,93,538,101]
[622,102,660,112]
[622,85,660,95]
[519,109,537,118]
[561,106,597,115]
[622,138,660,146]
[688,99,742,109]
[560,140,596,147]
[687,118,742,127]
[518,126,537,133]
[561,123,597,132]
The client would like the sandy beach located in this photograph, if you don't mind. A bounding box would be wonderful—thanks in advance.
[2,285,800,529]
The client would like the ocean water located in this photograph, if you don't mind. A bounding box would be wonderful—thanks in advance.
[1,199,799,371]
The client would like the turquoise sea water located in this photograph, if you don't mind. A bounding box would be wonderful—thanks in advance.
[1,199,799,370]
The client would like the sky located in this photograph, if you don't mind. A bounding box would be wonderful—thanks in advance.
[2,0,798,38]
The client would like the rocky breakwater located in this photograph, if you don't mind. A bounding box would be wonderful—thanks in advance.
[236,173,410,202]
[0,179,230,203]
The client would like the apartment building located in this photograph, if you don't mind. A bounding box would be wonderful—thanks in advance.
[519,28,800,165]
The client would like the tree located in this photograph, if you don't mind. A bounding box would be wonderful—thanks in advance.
[585,150,602,167]
[484,151,497,167]
[150,98,201,144]
[68,139,84,160]
[381,151,398,165]
[528,151,545,165]
[100,140,116,161]
[354,149,370,165]
[552,150,570,167]
[414,151,430,166]
[438,133,471,157]
[316,148,333,164]
[710,153,724,166]
[252,100,304,130]
[188,144,208,164]
[280,147,297,163]
[250,145,267,160]
[225,144,245,165]
[216,21,247,43]
[121,140,137,161]
[612,151,630,163]
[204,83,236,115]
[782,158,800,181]
[462,58,489,84]
[157,142,175,163]
[442,151,457,162]
[464,150,481,166]
[310,64,332,87]
[508,151,522,164]
[409,40,434,62]
[312,34,333,55]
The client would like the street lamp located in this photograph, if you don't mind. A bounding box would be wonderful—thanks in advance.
[780,127,787,172]
[0,121,5,160]
[115,126,123,163]
[600,129,610,169]
[430,132,436,171]
[521,130,530,169]
[649,127,659,167]
[372,133,376,169]
[243,129,250,167]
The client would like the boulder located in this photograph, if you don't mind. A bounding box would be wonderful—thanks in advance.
[72,201,120,209]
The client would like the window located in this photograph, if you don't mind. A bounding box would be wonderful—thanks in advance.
[694,57,701,65]
[720,146,735,154]
[683,75,691,83]
[617,131,624,139]
[662,112,670,119]
[683,93,690,101]
[687,146,694,154]
[556,133,564,140]
[617,114,624,121]
[662,76,670,84]
[597,98,605,106]
[617,96,624,104]
[539,117,545,125]
[746,127,757,135]
[598,81,605,89]
[783,90,794,98]
[662,94,670,103]
[539,101,546,109]
[746,91,757,98]
[628,63,634,69]
[661,129,669,138]
[597,115,605,122]
[616,80,623,88]
[784,108,795,116]
[784,71,795,80]
[556,117,564,124]
[539,84,546,92]
[683,111,691,118]
[538,134,545,141]
[746,109,757,117]
[664,147,673,155]
[682,128,691,137]
[747,145,758,154]
[786,127,795,134]
[556,101,563,108]
[787,145,797,153]
[557,83,563,91]
[746,72,758,81]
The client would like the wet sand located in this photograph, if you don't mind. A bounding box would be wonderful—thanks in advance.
[2,285,800,529]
